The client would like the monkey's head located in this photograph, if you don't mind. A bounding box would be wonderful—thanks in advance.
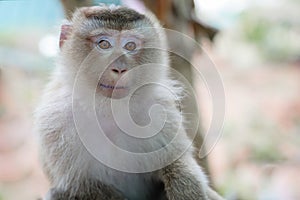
[59,5,169,99]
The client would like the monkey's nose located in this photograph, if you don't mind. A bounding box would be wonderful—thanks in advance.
[111,68,127,74]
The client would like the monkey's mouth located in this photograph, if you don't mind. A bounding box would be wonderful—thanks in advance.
[98,83,128,90]
[97,82,130,99]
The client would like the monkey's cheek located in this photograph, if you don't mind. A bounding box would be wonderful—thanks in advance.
[111,89,130,99]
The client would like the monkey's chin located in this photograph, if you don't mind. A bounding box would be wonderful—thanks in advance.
[97,83,129,99]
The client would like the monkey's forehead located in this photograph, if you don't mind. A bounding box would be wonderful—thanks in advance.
[84,7,145,22]
[73,6,153,31]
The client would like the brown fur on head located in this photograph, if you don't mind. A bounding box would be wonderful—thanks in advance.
[72,6,150,33]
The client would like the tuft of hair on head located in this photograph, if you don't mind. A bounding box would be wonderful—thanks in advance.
[96,3,122,10]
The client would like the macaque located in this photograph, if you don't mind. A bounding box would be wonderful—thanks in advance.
[35,5,224,200]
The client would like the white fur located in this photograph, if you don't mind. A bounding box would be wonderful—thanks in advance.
[34,6,213,200]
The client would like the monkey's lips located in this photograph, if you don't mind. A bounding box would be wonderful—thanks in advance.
[98,83,128,90]
[97,82,129,98]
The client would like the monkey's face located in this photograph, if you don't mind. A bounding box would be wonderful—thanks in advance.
[90,29,144,99]
[61,6,169,99]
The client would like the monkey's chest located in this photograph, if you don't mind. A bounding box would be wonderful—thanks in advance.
[96,107,168,153]
[91,102,168,199]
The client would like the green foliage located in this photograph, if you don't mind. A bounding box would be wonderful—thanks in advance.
[0,31,19,47]
[238,9,300,62]
[248,116,285,163]
[0,105,5,118]
[250,141,285,163]
[240,14,269,44]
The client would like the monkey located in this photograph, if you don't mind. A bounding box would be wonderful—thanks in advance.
[34,5,224,200]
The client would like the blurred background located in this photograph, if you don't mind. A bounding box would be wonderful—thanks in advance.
[0,0,299,199]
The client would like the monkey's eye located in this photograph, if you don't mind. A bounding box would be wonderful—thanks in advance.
[124,42,137,51]
[98,40,112,49]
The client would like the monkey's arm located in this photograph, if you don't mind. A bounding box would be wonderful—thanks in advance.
[159,156,224,200]
[44,180,126,200]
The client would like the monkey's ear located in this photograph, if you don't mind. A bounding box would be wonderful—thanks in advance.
[59,24,72,49]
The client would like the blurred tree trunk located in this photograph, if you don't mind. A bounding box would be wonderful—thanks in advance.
[142,0,217,41]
